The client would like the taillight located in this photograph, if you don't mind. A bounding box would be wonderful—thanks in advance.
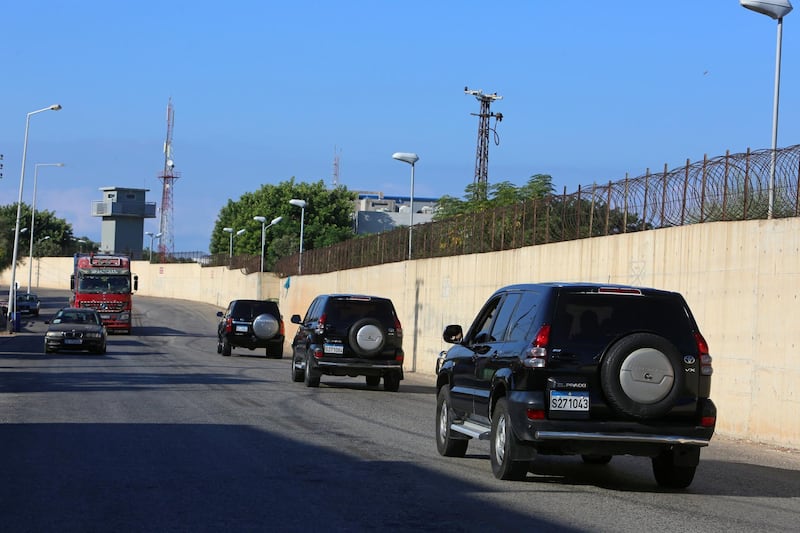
[225,317,233,334]
[394,315,403,337]
[278,319,285,337]
[523,324,550,368]
[526,408,546,420]
[312,347,324,359]
[316,313,326,335]
[695,332,713,376]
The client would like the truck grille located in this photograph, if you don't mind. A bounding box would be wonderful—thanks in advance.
[79,301,125,312]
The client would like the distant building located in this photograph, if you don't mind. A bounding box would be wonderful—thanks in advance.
[354,191,437,235]
[91,187,157,258]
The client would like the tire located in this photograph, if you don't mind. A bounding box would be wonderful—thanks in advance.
[266,341,284,359]
[581,454,613,465]
[490,398,529,480]
[252,313,279,340]
[221,337,232,357]
[304,354,320,388]
[383,372,400,392]
[600,333,684,420]
[291,353,305,382]
[652,450,697,489]
[348,318,386,357]
[435,388,468,457]
[365,375,381,387]
[216,339,222,354]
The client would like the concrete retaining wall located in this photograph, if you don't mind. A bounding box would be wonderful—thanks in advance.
[4,218,798,449]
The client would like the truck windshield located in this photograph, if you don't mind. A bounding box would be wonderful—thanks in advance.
[78,275,130,294]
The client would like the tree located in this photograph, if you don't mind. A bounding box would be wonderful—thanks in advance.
[210,178,356,270]
[434,174,555,220]
[0,203,78,271]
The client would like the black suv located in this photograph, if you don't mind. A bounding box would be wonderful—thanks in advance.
[217,299,284,358]
[435,283,716,488]
[290,294,404,391]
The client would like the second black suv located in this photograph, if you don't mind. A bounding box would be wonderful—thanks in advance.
[435,282,716,489]
[217,299,284,358]
[290,294,404,391]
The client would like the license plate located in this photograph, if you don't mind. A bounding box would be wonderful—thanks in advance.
[324,343,343,354]
[64,339,82,345]
[100,314,111,319]
[550,391,589,411]
[235,325,248,333]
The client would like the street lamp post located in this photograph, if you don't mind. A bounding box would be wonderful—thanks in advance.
[741,0,793,219]
[145,231,162,262]
[27,162,64,293]
[223,227,234,258]
[7,103,62,332]
[392,152,419,260]
[253,215,283,273]
[289,199,307,274]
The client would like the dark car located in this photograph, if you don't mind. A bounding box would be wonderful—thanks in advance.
[435,282,716,489]
[16,293,41,316]
[44,308,108,354]
[216,299,284,358]
[290,294,404,391]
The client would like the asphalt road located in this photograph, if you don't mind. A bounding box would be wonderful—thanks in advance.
[1,289,799,532]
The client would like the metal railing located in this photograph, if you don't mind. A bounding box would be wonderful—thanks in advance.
[264,144,800,277]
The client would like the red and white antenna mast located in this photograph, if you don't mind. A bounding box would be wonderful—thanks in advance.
[157,98,180,259]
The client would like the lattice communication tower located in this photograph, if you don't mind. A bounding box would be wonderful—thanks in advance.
[157,98,181,259]
[465,87,503,189]
[332,146,341,187]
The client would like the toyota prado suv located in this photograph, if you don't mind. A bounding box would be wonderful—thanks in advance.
[290,294,404,391]
[216,299,284,358]
[435,283,716,488]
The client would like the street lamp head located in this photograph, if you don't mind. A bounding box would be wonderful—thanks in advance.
[49,104,62,111]
[222,227,234,233]
[270,216,283,226]
[156,232,163,238]
[253,216,266,223]
[392,152,419,165]
[145,231,154,237]
[20,228,28,234]
[741,0,793,18]
[289,199,307,208]
[236,229,246,236]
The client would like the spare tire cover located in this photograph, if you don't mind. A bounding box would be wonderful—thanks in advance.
[348,318,386,357]
[252,313,279,339]
[600,332,685,420]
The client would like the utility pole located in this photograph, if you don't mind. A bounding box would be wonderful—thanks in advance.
[465,87,503,197]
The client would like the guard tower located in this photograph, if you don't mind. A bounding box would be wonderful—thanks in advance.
[91,187,157,258]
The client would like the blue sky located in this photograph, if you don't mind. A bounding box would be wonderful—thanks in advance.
[2,1,799,253]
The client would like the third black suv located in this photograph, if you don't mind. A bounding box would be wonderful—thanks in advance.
[290,294,404,391]
[217,299,284,358]
[435,282,716,488]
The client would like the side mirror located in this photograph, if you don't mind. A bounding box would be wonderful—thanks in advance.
[216,311,223,318]
[442,324,463,343]
[133,275,139,292]
[290,314,302,324]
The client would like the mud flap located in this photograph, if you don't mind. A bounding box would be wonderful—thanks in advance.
[671,446,701,467]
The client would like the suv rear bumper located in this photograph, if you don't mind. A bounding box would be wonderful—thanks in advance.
[314,358,404,378]
[505,391,716,456]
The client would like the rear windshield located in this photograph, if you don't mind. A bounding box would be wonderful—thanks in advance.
[551,292,695,349]
[326,298,395,326]
[232,301,279,319]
